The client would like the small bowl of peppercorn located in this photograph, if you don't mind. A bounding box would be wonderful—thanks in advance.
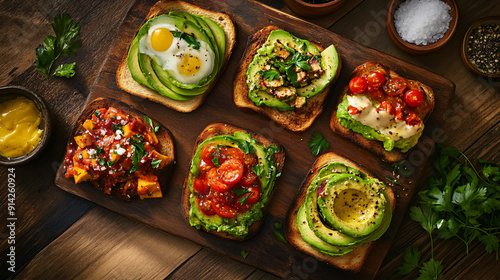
[462,17,500,78]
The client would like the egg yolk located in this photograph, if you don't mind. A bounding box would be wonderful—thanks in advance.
[151,28,173,52]
[178,54,201,76]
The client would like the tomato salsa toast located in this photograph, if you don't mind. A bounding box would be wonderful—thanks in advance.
[330,62,435,162]
[182,123,285,240]
[63,98,174,200]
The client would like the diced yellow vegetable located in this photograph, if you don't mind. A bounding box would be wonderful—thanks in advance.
[137,176,162,199]
[73,166,91,184]
[122,123,134,137]
[147,131,159,145]
[82,119,95,131]
[110,152,121,162]
[74,134,92,148]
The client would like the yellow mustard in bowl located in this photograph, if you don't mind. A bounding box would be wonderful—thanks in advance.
[0,96,43,158]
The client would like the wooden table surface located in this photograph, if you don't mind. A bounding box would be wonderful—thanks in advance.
[1,0,498,279]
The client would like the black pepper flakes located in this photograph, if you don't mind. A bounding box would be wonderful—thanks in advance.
[467,23,500,75]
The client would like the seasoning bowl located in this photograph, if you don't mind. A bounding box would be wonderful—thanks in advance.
[461,17,500,78]
[0,86,51,166]
[283,0,346,18]
[386,0,458,54]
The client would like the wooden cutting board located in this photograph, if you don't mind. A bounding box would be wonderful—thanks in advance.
[54,0,454,278]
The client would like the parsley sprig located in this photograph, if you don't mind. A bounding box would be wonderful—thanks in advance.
[308,132,330,156]
[35,13,82,78]
[398,145,500,279]
[144,116,159,133]
[170,31,200,50]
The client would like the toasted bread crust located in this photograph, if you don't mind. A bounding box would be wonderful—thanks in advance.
[285,152,396,272]
[116,0,236,112]
[233,26,341,132]
[182,123,285,240]
[330,62,435,162]
[66,97,175,200]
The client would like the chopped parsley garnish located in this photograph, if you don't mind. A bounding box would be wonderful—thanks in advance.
[258,69,280,81]
[170,30,200,50]
[212,157,220,168]
[94,110,101,118]
[233,188,250,196]
[52,62,76,78]
[385,177,401,186]
[392,160,412,176]
[308,132,330,156]
[112,124,123,132]
[238,194,251,205]
[95,145,104,157]
[144,116,160,133]
[151,159,162,169]
[273,230,287,244]
[238,141,255,154]
[98,158,106,166]
[106,160,115,167]
[253,164,264,176]
[241,251,249,259]
[129,135,145,172]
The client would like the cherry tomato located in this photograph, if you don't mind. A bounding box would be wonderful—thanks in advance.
[240,168,258,185]
[198,197,215,216]
[222,148,245,163]
[368,86,385,101]
[394,102,404,121]
[367,71,386,89]
[199,158,214,173]
[201,143,221,165]
[233,199,252,213]
[245,185,261,204]
[349,76,368,94]
[212,200,237,218]
[348,105,361,115]
[383,77,407,96]
[405,112,422,126]
[212,190,236,205]
[376,101,395,115]
[404,89,424,107]
[219,159,244,186]
[193,173,210,196]
[207,168,230,192]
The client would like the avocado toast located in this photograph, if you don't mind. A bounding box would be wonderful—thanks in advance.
[182,123,285,240]
[117,0,236,112]
[233,26,341,131]
[285,152,395,272]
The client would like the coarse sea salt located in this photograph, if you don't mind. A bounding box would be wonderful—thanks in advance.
[394,0,452,45]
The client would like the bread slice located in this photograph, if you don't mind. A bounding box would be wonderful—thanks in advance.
[330,62,435,162]
[233,25,341,132]
[64,97,175,200]
[182,123,285,240]
[285,152,396,272]
[116,0,236,112]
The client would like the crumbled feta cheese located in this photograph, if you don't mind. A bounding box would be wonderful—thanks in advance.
[117,147,126,155]
[88,149,96,156]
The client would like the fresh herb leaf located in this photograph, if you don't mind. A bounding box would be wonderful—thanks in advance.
[95,146,104,157]
[385,177,401,186]
[273,230,287,244]
[397,246,421,275]
[296,60,311,71]
[112,124,123,132]
[285,65,298,87]
[151,159,162,169]
[239,194,252,205]
[274,222,283,230]
[52,62,76,78]
[259,69,281,81]
[144,116,159,133]
[273,61,286,72]
[238,141,255,154]
[107,160,115,167]
[253,164,264,176]
[212,157,220,168]
[282,44,295,56]
[392,160,411,176]
[268,145,280,154]
[98,158,106,166]
[35,13,81,79]
[241,251,249,258]
[233,188,250,196]
[308,132,330,156]
[170,31,200,50]
[129,135,144,172]
[94,110,101,118]
[419,258,443,280]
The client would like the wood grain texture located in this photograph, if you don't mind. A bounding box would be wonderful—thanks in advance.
[14,207,201,280]
[52,0,453,278]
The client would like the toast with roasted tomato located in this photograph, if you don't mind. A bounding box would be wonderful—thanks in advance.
[182,123,285,240]
[285,152,396,272]
[63,97,175,200]
[233,25,341,131]
[330,62,435,162]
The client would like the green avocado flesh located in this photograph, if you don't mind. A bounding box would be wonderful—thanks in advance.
[127,13,225,100]
[188,132,280,238]
[246,30,339,111]
[297,162,392,256]
[337,94,423,152]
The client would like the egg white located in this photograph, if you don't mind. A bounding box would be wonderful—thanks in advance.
[139,22,215,85]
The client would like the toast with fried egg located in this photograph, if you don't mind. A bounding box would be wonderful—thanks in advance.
[117,0,236,112]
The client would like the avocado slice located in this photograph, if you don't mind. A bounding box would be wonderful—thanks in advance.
[188,133,279,238]
[151,58,208,96]
[246,30,339,111]
[317,175,387,237]
[297,204,353,256]
[201,16,226,71]
[127,36,153,90]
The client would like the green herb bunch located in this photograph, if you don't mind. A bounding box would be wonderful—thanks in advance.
[35,13,82,78]
[398,146,500,279]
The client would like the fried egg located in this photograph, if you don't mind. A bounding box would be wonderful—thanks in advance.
[139,23,215,85]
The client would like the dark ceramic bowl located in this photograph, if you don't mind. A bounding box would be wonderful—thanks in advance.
[0,86,51,166]
[461,17,500,78]
[284,0,346,18]
[386,0,458,54]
